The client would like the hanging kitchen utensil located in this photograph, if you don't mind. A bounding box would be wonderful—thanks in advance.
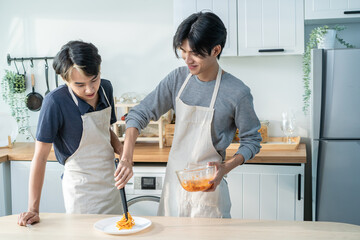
[45,59,50,95]
[55,72,59,88]
[114,158,129,220]
[26,73,43,111]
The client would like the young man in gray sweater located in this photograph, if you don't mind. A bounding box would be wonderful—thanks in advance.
[114,12,262,218]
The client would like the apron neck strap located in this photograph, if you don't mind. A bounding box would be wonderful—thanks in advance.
[177,66,222,109]
[101,87,111,106]
[209,66,222,109]
[68,86,79,106]
[68,86,109,107]
[177,73,192,99]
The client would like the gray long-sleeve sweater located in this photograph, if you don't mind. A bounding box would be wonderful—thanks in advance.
[126,66,262,162]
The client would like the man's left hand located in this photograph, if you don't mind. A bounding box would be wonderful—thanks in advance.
[203,161,226,192]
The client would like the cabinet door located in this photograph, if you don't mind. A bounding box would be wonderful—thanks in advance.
[227,164,304,220]
[305,0,360,20]
[11,161,65,214]
[173,0,237,56]
[238,0,304,56]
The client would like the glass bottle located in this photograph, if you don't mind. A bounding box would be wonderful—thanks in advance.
[259,120,270,143]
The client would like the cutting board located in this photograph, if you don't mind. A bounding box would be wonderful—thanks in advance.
[228,136,301,151]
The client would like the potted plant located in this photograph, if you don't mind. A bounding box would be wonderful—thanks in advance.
[1,70,31,139]
[302,25,355,114]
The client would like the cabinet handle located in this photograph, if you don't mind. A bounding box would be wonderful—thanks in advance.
[344,10,360,14]
[258,48,284,53]
[298,174,301,201]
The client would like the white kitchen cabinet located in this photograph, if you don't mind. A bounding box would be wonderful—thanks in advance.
[305,0,360,21]
[173,0,238,56]
[237,0,304,56]
[226,164,304,220]
[10,161,65,214]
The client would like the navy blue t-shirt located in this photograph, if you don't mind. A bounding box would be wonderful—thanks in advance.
[36,79,116,165]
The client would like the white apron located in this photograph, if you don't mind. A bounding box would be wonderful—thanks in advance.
[62,86,122,214]
[158,67,231,218]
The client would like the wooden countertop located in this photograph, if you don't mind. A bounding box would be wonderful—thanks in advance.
[0,142,306,164]
[1,213,359,239]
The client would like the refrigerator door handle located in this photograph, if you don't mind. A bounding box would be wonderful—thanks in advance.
[312,140,320,221]
[298,174,301,201]
[311,49,324,140]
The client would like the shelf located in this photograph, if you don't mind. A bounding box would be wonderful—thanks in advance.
[113,99,169,148]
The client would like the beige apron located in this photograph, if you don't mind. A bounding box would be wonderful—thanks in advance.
[158,67,231,218]
[62,86,122,214]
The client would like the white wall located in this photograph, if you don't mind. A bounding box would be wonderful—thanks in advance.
[1,0,360,142]
[0,0,180,140]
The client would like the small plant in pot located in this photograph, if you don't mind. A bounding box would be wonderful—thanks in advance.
[302,25,355,114]
[1,70,31,139]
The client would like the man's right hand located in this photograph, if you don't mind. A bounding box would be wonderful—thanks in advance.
[18,211,40,226]
[114,127,139,189]
[114,158,133,189]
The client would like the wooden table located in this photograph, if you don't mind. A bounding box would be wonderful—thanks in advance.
[1,213,359,240]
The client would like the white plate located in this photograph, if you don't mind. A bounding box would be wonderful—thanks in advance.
[93,216,151,235]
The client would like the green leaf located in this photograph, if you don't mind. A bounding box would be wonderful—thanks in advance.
[1,69,31,138]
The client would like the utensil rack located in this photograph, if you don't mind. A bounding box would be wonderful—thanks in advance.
[7,54,54,66]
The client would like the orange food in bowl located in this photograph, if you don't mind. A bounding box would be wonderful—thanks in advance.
[176,165,216,192]
[180,178,214,192]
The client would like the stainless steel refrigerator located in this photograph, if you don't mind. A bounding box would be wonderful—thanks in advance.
[311,48,360,225]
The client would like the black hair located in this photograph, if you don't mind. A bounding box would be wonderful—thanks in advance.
[53,40,101,81]
[173,11,227,59]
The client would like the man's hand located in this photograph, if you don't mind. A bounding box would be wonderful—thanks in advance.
[18,211,40,226]
[204,162,227,192]
[204,154,245,192]
[114,159,133,189]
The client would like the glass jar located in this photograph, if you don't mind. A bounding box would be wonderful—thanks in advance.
[259,120,270,143]
[232,128,240,143]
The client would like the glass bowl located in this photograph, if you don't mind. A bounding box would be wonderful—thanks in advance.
[176,165,216,192]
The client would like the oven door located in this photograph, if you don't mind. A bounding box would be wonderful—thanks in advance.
[125,165,166,216]
[127,194,161,216]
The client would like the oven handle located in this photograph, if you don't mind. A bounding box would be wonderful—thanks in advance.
[127,195,160,207]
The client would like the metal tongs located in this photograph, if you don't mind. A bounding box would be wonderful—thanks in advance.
[114,158,129,220]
